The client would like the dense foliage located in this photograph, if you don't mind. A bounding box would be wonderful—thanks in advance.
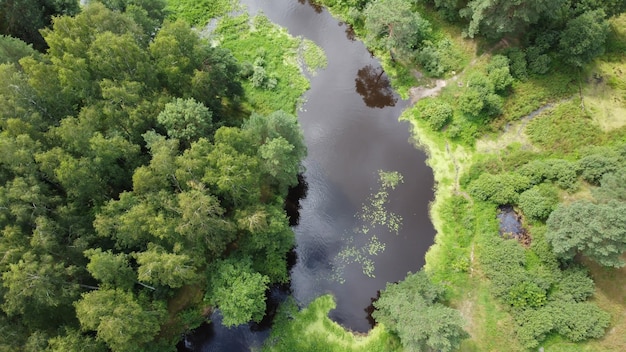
[0,0,80,51]
[372,271,468,352]
[0,2,307,350]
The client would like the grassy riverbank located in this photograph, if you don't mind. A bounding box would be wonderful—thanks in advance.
[317,1,626,351]
[167,1,626,350]
[403,18,626,352]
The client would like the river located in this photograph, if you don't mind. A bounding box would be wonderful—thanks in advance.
[180,1,435,350]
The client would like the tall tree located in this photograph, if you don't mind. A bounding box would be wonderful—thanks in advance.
[363,0,432,61]
[75,289,166,352]
[460,0,566,39]
[558,9,610,67]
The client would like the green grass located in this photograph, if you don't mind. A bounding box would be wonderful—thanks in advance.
[215,13,315,115]
[526,99,605,155]
[263,295,401,352]
[301,38,328,76]
[500,71,579,122]
[166,0,237,25]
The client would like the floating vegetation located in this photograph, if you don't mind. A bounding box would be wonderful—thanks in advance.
[333,171,404,282]
[299,38,328,76]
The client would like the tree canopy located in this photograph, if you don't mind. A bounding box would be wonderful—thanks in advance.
[372,271,468,352]
[0,2,306,350]
[546,200,626,267]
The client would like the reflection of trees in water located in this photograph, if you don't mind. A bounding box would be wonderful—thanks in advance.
[298,0,323,13]
[355,65,397,108]
[339,22,356,41]
[285,174,308,226]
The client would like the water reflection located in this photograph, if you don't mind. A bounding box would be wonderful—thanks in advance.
[284,174,308,226]
[355,64,398,108]
[341,22,357,41]
[178,285,290,352]
[297,0,323,13]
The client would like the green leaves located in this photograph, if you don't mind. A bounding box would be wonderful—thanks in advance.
[546,200,626,267]
[85,249,136,290]
[157,97,213,144]
[363,0,432,61]
[206,259,270,327]
[135,244,199,288]
[372,271,468,352]
[75,289,166,352]
[559,9,610,67]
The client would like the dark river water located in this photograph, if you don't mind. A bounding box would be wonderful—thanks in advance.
[181,1,435,350]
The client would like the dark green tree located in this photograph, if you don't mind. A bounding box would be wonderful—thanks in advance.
[460,0,566,39]
[546,200,626,267]
[559,9,610,67]
[363,0,432,61]
[0,0,79,51]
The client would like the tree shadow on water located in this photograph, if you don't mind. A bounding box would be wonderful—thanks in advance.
[355,65,397,108]
[298,0,323,13]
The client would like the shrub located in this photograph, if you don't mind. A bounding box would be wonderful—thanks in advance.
[544,159,579,191]
[505,48,528,80]
[468,172,531,205]
[506,281,547,309]
[415,98,453,130]
[553,267,595,302]
[518,160,549,185]
[578,153,619,185]
[487,55,514,92]
[518,184,558,220]
[550,301,610,342]
[417,38,464,77]
[458,72,503,120]
[526,46,552,75]
[515,307,555,349]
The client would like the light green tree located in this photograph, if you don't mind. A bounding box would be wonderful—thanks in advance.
[84,249,136,290]
[75,288,166,352]
[157,97,213,144]
[207,259,270,327]
[135,244,199,288]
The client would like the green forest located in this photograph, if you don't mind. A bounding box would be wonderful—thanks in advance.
[1,0,625,351]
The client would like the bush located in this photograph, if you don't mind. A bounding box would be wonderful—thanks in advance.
[578,153,619,185]
[458,72,503,120]
[553,267,595,302]
[515,307,555,349]
[415,98,453,130]
[505,48,528,80]
[544,159,579,191]
[417,38,464,77]
[518,184,558,220]
[506,281,547,309]
[487,55,514,92]
[526,46,552,75]
[468,172,531,205]
[518,160,549,185]
[550,301,610,342]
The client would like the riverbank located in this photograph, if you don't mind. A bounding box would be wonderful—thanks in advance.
[317,2,626,351]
